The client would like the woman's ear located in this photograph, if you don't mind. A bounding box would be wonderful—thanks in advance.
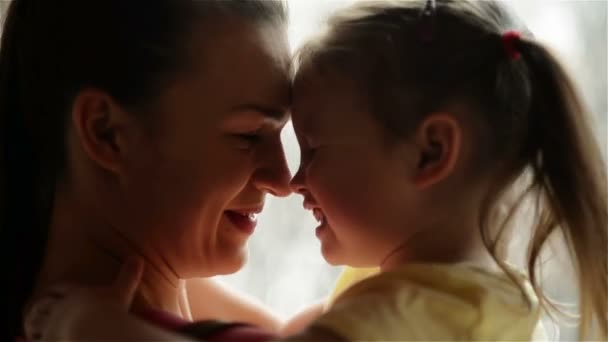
[411,113,462,189]
[70,89,135,175]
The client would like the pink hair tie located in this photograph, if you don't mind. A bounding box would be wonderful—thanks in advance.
[502,30,522,60]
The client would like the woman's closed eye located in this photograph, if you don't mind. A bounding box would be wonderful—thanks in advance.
[235,132,262,143]
[232,130,263,150]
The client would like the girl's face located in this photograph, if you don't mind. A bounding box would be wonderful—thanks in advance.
[291,70,421,267]
[119,19,292,277]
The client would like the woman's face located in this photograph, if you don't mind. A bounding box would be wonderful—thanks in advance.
[122,18,292,277]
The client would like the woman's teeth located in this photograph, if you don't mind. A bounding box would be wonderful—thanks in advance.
[232,210,258,221]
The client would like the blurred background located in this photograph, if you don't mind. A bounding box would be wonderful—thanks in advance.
[1,1,604,340]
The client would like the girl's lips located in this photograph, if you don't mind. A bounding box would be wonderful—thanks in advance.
[313,208,325,223]
[315,221,329,239]
[311,208,329,238]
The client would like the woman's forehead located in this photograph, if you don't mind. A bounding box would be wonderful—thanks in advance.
[160,19,291,121]
[196,20,289,92]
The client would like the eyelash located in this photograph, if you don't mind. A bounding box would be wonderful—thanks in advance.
[236,133,262,143]
[233,132,264,151]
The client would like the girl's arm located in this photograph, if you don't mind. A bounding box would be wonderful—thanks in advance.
[25,257,193,341]
[28,287,337,342]
[280,300,326,336]
[40,298,192,341]
[279,326,345,342]
[26,259,331,341]
[186,278,284,332]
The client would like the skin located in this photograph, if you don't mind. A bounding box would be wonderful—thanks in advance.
[290,67,495,270]
[290,69,418,268]
[280,301,326,336]
[29,15,293,324]
[187,278,284,332]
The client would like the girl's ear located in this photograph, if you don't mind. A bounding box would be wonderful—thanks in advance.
[410,113,462,189]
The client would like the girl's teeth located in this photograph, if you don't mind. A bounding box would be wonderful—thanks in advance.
[313,209,325,223]
[248,213,257,220]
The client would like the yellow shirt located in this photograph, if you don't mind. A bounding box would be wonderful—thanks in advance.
[317,263,541,341]
[329,267,380,305]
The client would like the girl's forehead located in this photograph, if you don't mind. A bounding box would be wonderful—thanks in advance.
[292,81,374,140]
[293,68,366,114]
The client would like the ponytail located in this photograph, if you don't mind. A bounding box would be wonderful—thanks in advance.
[1,0,53,338]
[519,39,607,340]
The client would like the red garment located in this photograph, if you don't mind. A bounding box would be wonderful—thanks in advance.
[137,308,278,342]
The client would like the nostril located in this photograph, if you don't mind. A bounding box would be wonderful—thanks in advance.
[294,187,309,197]
[289,172,307,193]
[288,182,304,194]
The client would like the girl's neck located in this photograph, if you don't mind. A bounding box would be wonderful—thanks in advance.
[380,216,499,273]
[32,188,192,320]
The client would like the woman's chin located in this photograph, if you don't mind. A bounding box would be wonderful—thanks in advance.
[209,247,249,276]
[220,255,248,275]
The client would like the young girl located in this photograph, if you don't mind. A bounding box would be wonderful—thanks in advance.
[286,0,607,340]
[25,0,607,341]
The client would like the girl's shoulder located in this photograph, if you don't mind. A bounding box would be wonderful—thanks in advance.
[317,263,541,341]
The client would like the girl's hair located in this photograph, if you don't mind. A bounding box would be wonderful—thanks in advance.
[295,0,606,339]
[0,0,286,337]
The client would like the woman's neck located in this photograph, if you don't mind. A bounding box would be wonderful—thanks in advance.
[32,188,192,320]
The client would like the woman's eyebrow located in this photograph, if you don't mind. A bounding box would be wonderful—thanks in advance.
[230,103,289,122]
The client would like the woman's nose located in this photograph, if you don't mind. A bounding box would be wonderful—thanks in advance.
[289,165,307,195]
[253,140,292,197]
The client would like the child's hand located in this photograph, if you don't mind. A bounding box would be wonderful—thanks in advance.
[24,256,144,340]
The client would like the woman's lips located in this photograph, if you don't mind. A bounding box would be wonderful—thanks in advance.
[225,210,259,234]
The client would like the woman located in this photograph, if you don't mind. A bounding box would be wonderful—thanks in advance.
[1,0,293,339]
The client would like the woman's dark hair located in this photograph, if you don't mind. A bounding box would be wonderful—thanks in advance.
[0,0,287,337]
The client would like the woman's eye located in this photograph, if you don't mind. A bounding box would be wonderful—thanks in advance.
[236,133,262,143]
[232,132,263,150]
